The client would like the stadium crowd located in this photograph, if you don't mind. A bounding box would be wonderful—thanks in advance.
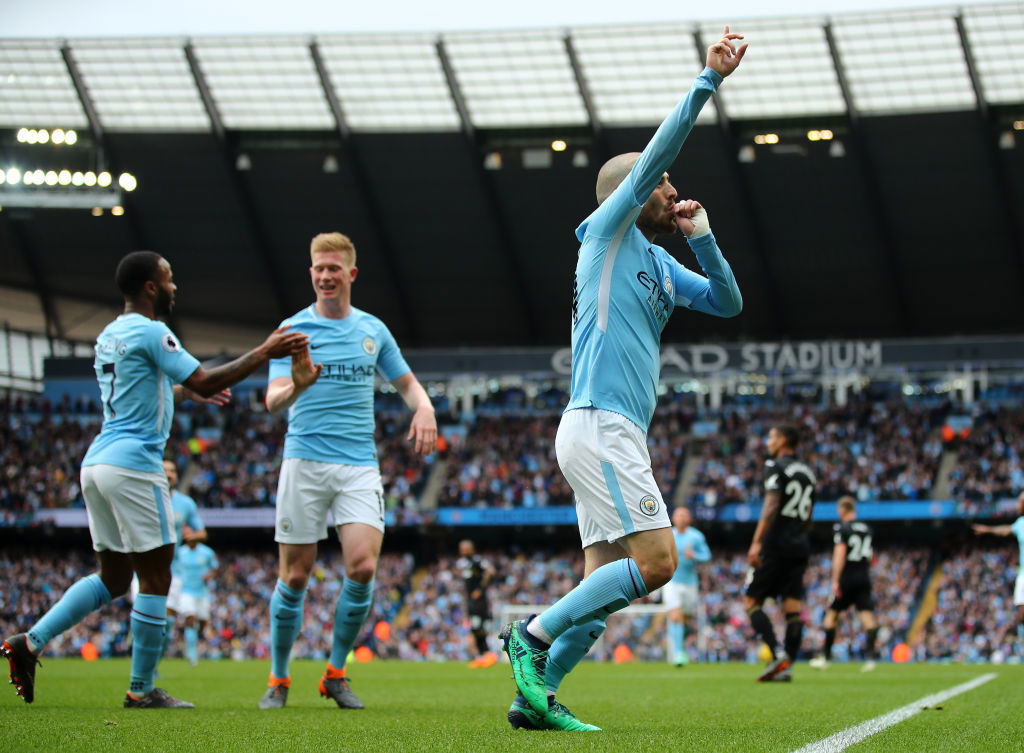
[4,393,1024,522]
[921,543,1023,663]
[4,540,1011,665]
[688,398,948,507]
[944,405,1024,506]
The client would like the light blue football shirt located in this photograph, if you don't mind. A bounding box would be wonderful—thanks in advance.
[83,314,201,473]
[268,304,410,466]
[672,527,711,586]
[565,68,742,431]
[177,543,218,597]
[171,490,204,577]
[1013,517,1024,576]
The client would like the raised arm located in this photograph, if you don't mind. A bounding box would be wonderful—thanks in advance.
[586,28,747,235]
[630,29,746,202]
[184,327,308,399]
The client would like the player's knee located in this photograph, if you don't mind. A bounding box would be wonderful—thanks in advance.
[101,572,132,598]
[636,555,674,590]
[346,557,377,584]
[138,570,172,596]
[282,569,311,592]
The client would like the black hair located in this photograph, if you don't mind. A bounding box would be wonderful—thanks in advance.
[775,424,800,450]
[115,251,163,297]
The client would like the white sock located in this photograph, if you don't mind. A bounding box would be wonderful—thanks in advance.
[526,617,553,645]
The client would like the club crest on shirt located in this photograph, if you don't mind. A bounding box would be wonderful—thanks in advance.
[161,333,181,353]
[664,275,672,295]
[279,517,292,533]
[639,495,660,517]
[362,337,377,356]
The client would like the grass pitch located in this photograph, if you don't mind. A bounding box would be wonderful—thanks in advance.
[1,659,1019,752]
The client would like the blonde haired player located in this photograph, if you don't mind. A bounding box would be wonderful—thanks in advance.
[258,232,436,709]
[809,496,880,671]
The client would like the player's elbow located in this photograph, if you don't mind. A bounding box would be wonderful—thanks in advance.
[186,375,218,399]
[719,292,743,318]
[264,390,287,414]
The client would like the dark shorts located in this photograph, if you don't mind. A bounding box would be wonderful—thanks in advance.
[830,572,874,613]
[745,556,809,602]
[468,599,489,631]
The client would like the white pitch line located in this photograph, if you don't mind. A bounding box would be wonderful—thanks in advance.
[790,672,997,753]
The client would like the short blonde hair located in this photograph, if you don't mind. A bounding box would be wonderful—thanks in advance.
[310,232,356,266]
[838,496,856,514]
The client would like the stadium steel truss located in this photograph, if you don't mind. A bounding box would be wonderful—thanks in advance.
[0,3,1022,350]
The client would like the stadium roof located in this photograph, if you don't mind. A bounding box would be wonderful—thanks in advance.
[2,5,1022,131]
[0,3,1022,353]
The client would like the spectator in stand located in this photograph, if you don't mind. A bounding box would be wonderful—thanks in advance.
[689,398,947,507]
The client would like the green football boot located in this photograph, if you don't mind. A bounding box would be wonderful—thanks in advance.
[499,617,549,715]
[507,694,545,730]
[543,700,602,731]
[507,695,601,732]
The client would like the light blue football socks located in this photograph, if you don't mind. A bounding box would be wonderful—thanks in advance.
[535,558,647,643]
[27,573,111,652]
[129,594,167,695]
[329,579,374,670]
[158,615,176,663]
[269,580,307,680]
[545,618,606,693]
[669,620,686,658]
[184,626,199,665]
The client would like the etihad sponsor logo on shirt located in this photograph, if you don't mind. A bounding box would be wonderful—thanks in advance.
[635,270,672,326]
[317,362,377,382]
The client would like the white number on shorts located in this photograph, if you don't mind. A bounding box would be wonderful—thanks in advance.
[780,480,812,521]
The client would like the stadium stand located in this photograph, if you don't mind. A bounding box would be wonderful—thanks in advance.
[687,397,950,507]
[4,542,1016,664]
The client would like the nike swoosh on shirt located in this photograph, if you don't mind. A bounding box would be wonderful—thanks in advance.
[309,343,325,349]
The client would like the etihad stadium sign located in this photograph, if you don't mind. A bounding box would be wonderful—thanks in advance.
[544,336,1024,378]
[551,340,884,376]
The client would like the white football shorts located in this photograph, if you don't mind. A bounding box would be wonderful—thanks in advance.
[555,408,670,548]
[1014,573,1024,607]
[81,464,174,554]
[166,575,183,611]
[662,582,700,614]
[275,457,386,544]
[132,574,183,610]
[177,593,211,621]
